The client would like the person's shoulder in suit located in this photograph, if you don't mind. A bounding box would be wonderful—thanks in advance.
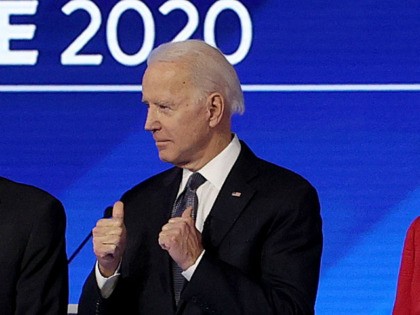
[393,216,420,314]
[0,176,64,213]
[121,167,180,200]
[239,141,318,196]
[0,176,68,315]
[409,216,420,232]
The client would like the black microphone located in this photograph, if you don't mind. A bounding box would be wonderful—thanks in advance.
[67,206,113,264]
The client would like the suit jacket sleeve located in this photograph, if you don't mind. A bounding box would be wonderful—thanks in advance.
[14,197,69,315]
[182,182,322,314]
[78,268,141,315]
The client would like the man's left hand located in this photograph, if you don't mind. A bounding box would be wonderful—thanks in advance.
[158,207,203,270]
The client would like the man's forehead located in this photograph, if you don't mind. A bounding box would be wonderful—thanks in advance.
[144,61,191,79]
[143,63,194,93]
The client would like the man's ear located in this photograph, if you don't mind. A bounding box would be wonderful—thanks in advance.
[207,93,225,128]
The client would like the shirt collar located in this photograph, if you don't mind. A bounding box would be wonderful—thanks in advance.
[181,134,241,191]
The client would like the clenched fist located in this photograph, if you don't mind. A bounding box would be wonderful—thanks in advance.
[158,207,203,271]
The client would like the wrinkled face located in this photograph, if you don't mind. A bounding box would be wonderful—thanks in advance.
[142,61,213,169]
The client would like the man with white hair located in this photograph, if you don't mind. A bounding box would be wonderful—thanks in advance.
[79,39,322,315]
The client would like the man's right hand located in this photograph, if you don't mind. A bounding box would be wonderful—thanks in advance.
[93,201,127,277]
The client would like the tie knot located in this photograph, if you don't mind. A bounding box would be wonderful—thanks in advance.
[186,172,206,191]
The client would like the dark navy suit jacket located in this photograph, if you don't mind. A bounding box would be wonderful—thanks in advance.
[0,177,68,315]
[79,142,322,315]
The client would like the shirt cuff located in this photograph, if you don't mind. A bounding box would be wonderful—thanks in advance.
[182,250,205,281]
[95,261,121,299]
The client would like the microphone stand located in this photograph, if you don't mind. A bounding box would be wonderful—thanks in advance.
[67,206,113,264]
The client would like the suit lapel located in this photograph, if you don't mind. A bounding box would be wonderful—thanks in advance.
[178,143,260,312]
[161,167,183,220]
[124,168,182,313]
[202,143,259,250]
[160,168,183,310]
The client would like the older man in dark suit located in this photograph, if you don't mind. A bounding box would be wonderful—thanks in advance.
[79,40,322,315]
[0,176,68,314]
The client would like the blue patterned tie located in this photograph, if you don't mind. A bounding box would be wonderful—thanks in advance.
[171,172,206,304]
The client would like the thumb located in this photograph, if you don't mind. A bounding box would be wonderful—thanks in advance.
[182,206,193,219]
[112,201,124,219]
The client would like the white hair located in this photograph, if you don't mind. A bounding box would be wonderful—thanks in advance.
[147,40,244,116]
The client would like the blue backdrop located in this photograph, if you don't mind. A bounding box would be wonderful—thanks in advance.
[1,1,419,313]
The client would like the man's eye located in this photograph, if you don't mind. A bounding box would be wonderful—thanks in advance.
[158,104,170,110]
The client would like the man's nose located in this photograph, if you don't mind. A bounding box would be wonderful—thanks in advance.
[144,107,159,131]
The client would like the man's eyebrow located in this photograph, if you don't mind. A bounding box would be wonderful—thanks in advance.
[141,100,172,108]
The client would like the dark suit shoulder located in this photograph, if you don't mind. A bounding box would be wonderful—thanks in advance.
[0,177,64,216]
[0,177,68,315]
[239,142,316,191]
[120,167,180,201]
[258,158,314,189]
[0,177,65,242]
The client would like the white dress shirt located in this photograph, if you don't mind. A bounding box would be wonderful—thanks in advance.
[96,135,241,298]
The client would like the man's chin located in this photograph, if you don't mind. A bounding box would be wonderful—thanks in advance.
[158,151,174,164]
[158,152,187,167]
